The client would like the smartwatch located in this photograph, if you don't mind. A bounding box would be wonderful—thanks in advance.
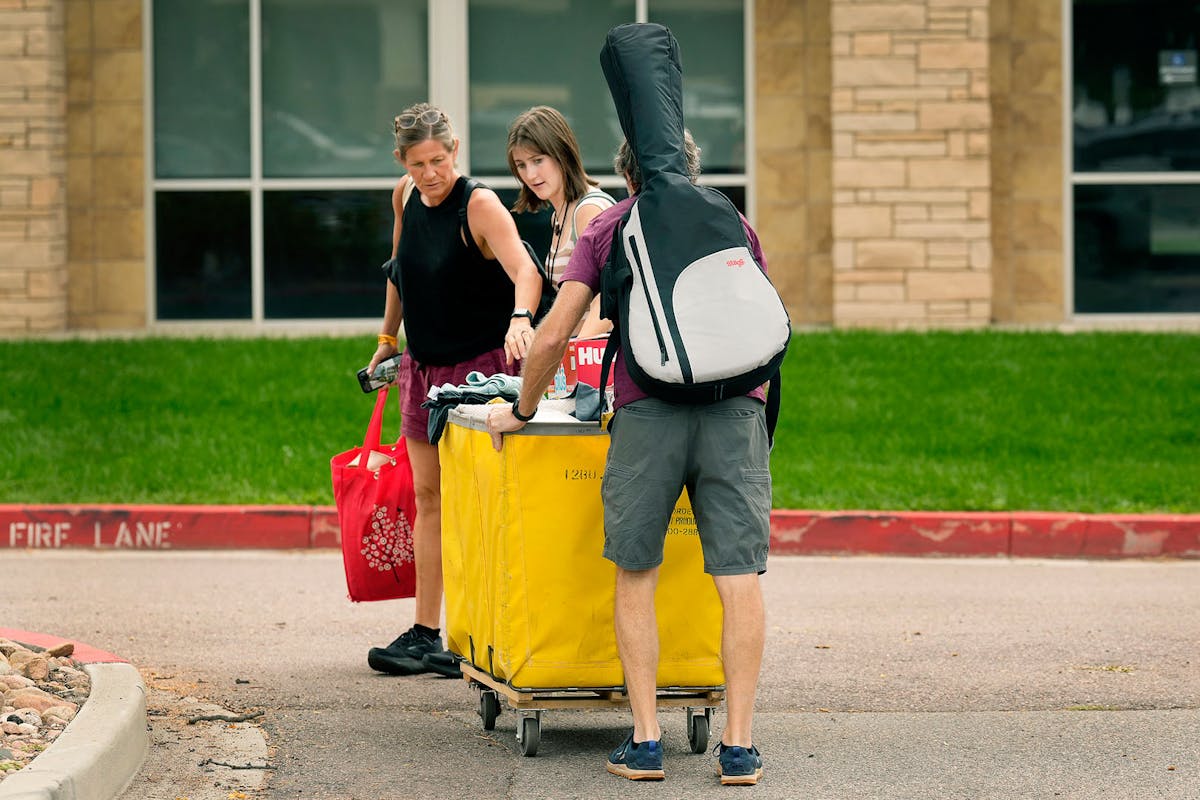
[511,402,537,422]
[511,308,533,321]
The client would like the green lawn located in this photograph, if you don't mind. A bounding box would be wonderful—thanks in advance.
[1,331,1197,512]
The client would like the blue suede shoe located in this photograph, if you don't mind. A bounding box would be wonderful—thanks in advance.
[607,733,665,781]
[715,742,763,785]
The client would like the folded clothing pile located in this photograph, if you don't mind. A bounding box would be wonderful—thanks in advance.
[421,371,523,444]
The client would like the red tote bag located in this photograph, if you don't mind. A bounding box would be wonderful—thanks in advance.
[330,386,417,602]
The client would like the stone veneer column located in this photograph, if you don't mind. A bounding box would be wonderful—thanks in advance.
[0,0,68,334]
[990,0,1063,323]
[831,0,991,328]
[755,0,834,325]
[65,0,145,329]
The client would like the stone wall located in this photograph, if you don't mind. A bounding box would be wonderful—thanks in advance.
[0,0,68,334]
[65,0,145,329]
[830,0,992,328]
[755,0,834,326]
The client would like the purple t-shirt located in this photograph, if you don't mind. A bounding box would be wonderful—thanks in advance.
[561,195,770,410]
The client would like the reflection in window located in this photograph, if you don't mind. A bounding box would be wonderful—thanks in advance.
[468,0,636,175]
[1073,1,1200,172]
[262,0,427,178]
[154,0,250,179]
[156,192,252,319]
[1074,185,1200,313]
[651,0,746,174]
[263,191,393,318]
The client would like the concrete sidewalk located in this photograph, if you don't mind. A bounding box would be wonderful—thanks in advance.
[2,504,1199,558]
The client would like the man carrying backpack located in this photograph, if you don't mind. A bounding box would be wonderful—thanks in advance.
[486,129,773,786]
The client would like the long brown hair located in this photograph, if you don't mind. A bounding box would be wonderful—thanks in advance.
[506,106,598,214]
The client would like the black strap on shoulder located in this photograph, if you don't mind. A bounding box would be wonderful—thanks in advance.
[596,334,619,431]
[461,176,556,323]
[458,177,486,260]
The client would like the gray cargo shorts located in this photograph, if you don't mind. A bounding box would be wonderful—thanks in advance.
[600,396,772,575]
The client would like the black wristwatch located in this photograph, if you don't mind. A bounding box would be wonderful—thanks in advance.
[511,402,537,422]
[511,308,533,321]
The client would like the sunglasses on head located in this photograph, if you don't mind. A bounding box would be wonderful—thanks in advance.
[395,109,446,130]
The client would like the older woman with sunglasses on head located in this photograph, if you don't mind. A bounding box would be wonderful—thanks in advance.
[365,102,542,679]
[506,106,615,338]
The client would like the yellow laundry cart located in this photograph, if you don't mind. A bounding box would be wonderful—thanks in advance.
[439,404,725,756]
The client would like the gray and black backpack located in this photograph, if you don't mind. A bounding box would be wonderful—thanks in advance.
[597,23,791,439]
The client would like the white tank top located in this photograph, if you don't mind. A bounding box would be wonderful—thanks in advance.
[547,190,615,284]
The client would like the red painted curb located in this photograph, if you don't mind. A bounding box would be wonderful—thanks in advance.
[770,510,1200,559]
[770,510,1012,557]
[2,504,1198,558]
[0,504,319,550]
[0,627,127,664]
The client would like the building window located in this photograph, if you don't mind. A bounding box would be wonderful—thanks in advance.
[151,0,428,322]
[1071,0,1200,314]
[150,0,748,323]
[155,191,251,320]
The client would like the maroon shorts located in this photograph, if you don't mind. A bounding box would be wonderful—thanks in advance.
[397,347,516,443]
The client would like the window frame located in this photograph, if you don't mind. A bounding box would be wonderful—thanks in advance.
[144,0,753,327]
[1064,0,1200,322]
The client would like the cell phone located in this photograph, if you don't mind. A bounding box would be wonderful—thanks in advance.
[357,354,403,393]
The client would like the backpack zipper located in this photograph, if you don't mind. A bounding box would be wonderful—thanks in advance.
[627,233,669,365]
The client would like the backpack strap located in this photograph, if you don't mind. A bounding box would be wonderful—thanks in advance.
[596,335,618,430]
[595,213,629,429]
[764,369,781,450]
[458,177,486,260]
[460,176,559,323]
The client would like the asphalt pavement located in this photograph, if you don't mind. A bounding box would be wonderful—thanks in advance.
[2,551,1197,799]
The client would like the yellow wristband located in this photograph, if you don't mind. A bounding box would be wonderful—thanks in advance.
[377,334,398,347]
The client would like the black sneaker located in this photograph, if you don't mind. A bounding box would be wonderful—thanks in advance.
[606,733,665,781]
[421,650,463,679]
[715,742,763,786]
[367,627,442,675]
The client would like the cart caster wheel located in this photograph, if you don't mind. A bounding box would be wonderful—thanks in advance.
[479,690,500,731]
[687,710,710,753]
[519,716,541,756]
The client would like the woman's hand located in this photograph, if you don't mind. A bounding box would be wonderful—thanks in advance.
[368,342,398,376]
[504,318,534,364]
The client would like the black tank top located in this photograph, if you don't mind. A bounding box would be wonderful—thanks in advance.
[396,176,514,366]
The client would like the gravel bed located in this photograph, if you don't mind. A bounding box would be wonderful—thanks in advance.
[0,637,91,781]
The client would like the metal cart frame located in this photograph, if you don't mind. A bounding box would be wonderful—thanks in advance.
[461,662,723,757]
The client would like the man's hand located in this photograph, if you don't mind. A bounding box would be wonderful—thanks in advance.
[486,403,527,451]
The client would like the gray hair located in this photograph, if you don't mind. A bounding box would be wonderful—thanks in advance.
[613,130,702,192]
[393,102,455,161]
